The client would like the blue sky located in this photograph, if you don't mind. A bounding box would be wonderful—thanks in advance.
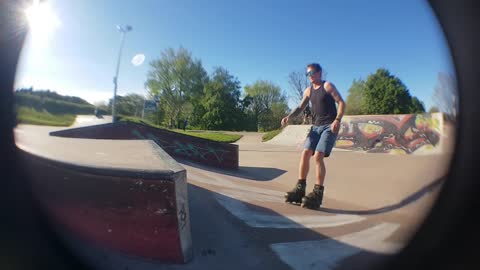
[15,0,454,110]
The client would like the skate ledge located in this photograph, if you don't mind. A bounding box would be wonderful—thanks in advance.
[15,126,193,263]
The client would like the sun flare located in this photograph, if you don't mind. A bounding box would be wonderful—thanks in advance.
[24,0,61,46]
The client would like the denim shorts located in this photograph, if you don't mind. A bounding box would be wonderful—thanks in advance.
[304,124,338,157]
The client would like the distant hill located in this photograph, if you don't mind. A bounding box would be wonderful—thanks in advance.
[14,88,108,115]
[16,88,91,105]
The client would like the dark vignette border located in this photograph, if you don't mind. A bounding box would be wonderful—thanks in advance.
[1,1,479,269]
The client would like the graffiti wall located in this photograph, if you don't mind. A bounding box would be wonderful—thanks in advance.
[335,113,444,154]
[50,122,239,169]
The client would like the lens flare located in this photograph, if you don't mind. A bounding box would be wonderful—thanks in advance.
[132,53,145,66]
[24,0,61,47]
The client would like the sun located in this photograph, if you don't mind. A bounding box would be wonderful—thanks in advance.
[24,0,61,46]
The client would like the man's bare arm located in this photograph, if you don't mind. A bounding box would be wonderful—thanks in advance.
[287,88,311,118]
[325,82,345,121]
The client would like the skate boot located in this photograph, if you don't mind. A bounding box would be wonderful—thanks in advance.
[284,180,306,204]
[301,184,324,209]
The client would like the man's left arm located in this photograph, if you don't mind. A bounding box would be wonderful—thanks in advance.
[325,82,346,132]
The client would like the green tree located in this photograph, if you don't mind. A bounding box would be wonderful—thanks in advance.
[93,100,109,115]
[16,88,91,105]
[145,47,208,127]
[15,89,96,115]
[237,95,257,131]
[200,67,243,130]
[428,106,439,113]
[362,68,412,114]
[143,97,165,126]
[244,80,288,131]
[108,93,144,117]
[345,79,366,115]
[263,102,290,131]
[409,96,426,113]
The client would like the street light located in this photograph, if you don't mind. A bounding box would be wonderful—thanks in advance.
[112,24,132,123]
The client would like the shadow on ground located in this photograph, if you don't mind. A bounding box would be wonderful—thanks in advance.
[185,184,393,270]
[44,184,399,270]
[176,158,287,181]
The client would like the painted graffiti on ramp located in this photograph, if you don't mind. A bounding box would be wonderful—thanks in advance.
[335,113,443,154]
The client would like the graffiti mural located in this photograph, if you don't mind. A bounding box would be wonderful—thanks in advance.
[335,113,443,154]
[50,122,239,169]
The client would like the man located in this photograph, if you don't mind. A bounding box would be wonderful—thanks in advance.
[281,63,345,209]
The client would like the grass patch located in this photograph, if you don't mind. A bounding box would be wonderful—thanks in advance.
[16,106,76,126]
[176,130,242,143]
[119,116,242,143]
[262,129,282,142]
[118,115,151,125]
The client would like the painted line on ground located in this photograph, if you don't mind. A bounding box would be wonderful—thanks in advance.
[216,194,365,229]
[188,161,404,267]
[189,171,366,228]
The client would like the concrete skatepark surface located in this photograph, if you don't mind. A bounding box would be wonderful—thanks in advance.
[49,120,239,169]
[14,115,455,270]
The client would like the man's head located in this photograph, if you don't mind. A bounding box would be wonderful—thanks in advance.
[306,63,322,84]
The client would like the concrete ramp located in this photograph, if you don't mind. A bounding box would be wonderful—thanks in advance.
[50,121,239,169]
[15,126,192,263]
[265,113,449,155]
[264,125,312,147]
[72,115,113,127]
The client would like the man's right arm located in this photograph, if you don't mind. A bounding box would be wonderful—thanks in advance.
[287,89,310,119]
[282,87,310,126]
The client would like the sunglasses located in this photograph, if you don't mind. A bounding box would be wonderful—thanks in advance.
[306,70,318,77]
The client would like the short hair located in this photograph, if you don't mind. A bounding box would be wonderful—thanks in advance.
[307,63,322,72]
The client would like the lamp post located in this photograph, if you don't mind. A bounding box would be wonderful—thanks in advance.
[112,25,132,123]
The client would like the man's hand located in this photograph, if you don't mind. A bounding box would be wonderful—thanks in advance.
[331,119,341,133]
[281,116,289,127]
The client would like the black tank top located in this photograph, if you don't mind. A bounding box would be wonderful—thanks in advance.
[309,81,337,126]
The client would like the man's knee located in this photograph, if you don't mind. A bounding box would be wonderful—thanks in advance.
[314,152,325,162]
[302,149,313,160]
